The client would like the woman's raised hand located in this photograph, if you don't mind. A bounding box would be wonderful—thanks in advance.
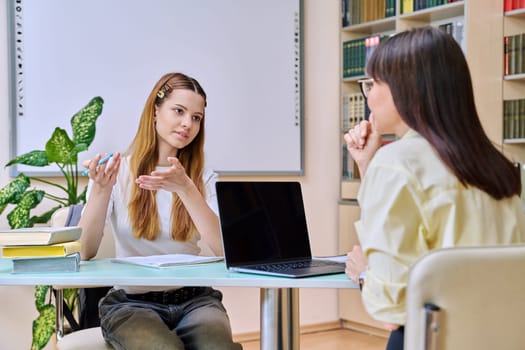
[82,152,121,188]
[135,157,192,193]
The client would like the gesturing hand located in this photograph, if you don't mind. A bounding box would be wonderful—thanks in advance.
[82,152,121,189]
[135,157,192,193]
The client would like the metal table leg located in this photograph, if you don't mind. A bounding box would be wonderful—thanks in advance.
[260,288,299,350]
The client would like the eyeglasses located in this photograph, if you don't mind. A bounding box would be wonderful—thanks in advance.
[358,78,374,99]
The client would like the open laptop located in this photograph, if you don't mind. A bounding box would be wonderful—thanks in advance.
[215,181,346,278]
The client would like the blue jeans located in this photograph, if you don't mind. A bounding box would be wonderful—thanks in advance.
[99,288,242,350]
[386,326,404,350]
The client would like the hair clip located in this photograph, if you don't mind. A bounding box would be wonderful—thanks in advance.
[157,90,165,99]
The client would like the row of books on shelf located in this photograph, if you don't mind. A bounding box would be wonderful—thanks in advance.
[504,33,525,76]
[342,146,361,180]
[504,99,525,140]
[437,20,464,50]
[342,34,386,78]
[342,92,369,180]
[342,0,395,27]
[504,0,525,12]
[341,92,370,131]
[0,226,82,273]
[401,0,461,14]
[342,21,463,79]
[342,0,461,27]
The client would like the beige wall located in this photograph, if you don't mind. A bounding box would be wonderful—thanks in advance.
[0,1,341,348]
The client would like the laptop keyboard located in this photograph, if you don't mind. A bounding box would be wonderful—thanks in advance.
[250,259,343,272]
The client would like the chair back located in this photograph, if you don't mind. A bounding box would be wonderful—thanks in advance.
[51,205,113,349]
[404,244,525,350]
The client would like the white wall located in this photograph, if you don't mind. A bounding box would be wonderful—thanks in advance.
[0,0,341,348]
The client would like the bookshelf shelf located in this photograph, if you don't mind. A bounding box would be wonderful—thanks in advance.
[505,8,525,19]
[399,1,464,22]
[342,75,366,83]
[504,74,525,81]
[503,3,525,151]
[342,17,396,35]
[504,138,525,144]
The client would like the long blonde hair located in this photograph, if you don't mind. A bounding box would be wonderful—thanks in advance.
[126,72,207,241]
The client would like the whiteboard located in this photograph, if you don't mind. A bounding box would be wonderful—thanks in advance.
[8,0,303,175]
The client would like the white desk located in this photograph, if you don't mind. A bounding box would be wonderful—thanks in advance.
[0,259,357,350]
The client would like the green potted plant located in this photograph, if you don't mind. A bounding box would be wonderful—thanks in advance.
[0,96,104,350]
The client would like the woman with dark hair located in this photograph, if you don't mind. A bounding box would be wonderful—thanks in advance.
[344,27,525,350]
[79,72,241,349]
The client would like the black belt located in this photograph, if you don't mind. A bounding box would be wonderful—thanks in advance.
[126,287,209,305]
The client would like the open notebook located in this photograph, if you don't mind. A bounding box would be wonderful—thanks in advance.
[216,181,345,278]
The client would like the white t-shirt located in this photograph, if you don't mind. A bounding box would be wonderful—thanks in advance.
[87,156,219,293]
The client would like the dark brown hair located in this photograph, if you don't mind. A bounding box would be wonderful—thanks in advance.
[366,26,520,199]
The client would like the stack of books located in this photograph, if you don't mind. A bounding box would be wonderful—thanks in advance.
[0,226,82,273]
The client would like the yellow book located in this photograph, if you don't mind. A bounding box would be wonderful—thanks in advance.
[2,240,81,258]
[402,0,413,14]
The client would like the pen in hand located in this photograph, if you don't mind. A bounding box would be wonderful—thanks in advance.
[81,153,113,176]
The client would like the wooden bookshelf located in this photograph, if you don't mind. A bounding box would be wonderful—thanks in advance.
[503,7,525,153]
[338,0,516,332]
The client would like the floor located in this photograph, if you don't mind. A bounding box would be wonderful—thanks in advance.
[240,328,387,350]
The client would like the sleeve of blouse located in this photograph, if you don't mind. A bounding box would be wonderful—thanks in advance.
[203,169,219,216]
[356,163,429,326]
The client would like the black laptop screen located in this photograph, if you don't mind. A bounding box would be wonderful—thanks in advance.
[216,182,312,266]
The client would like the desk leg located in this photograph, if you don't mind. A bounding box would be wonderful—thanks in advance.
[260,288,299,350]
[55,288,65,340]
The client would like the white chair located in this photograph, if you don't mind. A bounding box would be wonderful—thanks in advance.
[404,244,525,350]
[50,205,113,350]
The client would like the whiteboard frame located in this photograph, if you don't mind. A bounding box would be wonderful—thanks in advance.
[7,0,304,177]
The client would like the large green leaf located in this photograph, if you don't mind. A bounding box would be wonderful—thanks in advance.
[30,206,61,225]
[72,143,89,154]
[0,173,30,206]
[6,190,45,228]
[34,285,49,312]
[71,96,104,147]
[45,128,77,164]
[5,150,49,167]
[31,304,55,350]
[64,288,79,311]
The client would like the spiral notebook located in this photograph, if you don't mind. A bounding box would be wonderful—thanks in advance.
[215,181,345,278]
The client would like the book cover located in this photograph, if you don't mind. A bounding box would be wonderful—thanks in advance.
[111,254,223,268]
[2,240,81,258]
[11,252,80,274]
[0,226,81,246]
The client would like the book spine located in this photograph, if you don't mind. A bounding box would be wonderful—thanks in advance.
[342,0,349,27]
[504,0,513,12]
[12,253,80,274]
[518,99,525,138]
[402,0,414,15]
[504,36,509,76]
[504,100,510,140]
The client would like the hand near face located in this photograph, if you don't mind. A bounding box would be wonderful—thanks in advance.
[345,245,367,283]
[343,114,382,176]
[135,157,192,193]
